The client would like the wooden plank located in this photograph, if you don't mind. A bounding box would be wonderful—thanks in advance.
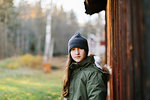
[143,0,150,99]
[106,0,113,100]
[106,0,145,100]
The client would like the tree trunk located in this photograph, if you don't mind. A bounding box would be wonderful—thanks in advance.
[16,29,20,55]
[4,2,8,57]
[43,0,53,63]
[0,23,4,58]
[44,11,52,63]
[37,35,41,55]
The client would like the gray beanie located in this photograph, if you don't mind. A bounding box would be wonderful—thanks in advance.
[68,32,89,55]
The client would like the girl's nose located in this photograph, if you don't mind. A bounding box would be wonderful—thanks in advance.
[75,49,79,54]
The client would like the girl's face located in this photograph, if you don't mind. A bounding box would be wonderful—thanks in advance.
[70,48,86,63]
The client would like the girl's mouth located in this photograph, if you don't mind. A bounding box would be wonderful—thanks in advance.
[75,56,81,59]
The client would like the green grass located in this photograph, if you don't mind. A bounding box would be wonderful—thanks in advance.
[0,67,65,100]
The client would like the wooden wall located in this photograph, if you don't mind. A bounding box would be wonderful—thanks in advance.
[143,0,150,99]
[106,0,150,100]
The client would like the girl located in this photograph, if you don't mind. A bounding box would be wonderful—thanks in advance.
[62,32,110,100]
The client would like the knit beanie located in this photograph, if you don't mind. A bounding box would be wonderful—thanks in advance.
[68,32,89,55]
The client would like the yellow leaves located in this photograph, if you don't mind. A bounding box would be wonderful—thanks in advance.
[36,89,41,91]
[1,87,6,91]
[31,10,36,18]
[52,92,58,95]
[8,61,19,69]
[5,94,8,97]
[26,93,31,96]
[0,54,43,69]
[0,85,19,92]
[19,4,45,20]
[18,54,43,69]
[47,91,51,93]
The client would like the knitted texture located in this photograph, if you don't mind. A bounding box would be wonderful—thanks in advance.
[68,32,89,55]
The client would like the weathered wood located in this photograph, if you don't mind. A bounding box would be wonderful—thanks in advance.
[106,0,146,100]
[143,0,150,99]
[106,0,113,99]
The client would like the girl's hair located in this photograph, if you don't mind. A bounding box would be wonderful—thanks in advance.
[62,53,89,97]
[62,53,73,97]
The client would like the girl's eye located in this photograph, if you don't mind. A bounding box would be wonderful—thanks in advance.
[71,48,75,51]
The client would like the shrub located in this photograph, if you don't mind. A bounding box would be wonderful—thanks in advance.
[0,54,43,69]
[18,54,43,69]
[7,61,20,69]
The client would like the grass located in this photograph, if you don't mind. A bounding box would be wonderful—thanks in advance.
[0,66,65,100]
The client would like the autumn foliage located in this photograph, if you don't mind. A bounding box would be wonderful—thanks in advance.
[0,54,43,69]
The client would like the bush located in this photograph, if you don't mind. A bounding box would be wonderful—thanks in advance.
[18,54,43,69]
[0,54,43,69]
[7,61,20,69]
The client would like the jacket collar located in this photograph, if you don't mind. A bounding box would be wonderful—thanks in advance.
[69,55,94,71]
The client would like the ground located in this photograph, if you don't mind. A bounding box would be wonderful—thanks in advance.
[0,56,66,100]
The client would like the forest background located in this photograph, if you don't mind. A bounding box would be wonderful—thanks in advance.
[0,0,104,99]
[0,0,104,57]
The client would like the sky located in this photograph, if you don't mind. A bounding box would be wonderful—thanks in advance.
[13,0,104,24]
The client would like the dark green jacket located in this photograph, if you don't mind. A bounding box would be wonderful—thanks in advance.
[65,56,109,100]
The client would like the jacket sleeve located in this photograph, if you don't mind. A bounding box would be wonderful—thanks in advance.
[86,72,107,100]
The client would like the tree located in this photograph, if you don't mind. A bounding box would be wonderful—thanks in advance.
[0,0,14,58]
[34,1,46,55]
[51,6,79,55]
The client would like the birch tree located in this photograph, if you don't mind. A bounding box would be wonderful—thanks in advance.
[43,0,53,63]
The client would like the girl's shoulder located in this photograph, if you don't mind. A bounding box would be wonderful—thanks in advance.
[82,63,102,75]
[82,63,110,82]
